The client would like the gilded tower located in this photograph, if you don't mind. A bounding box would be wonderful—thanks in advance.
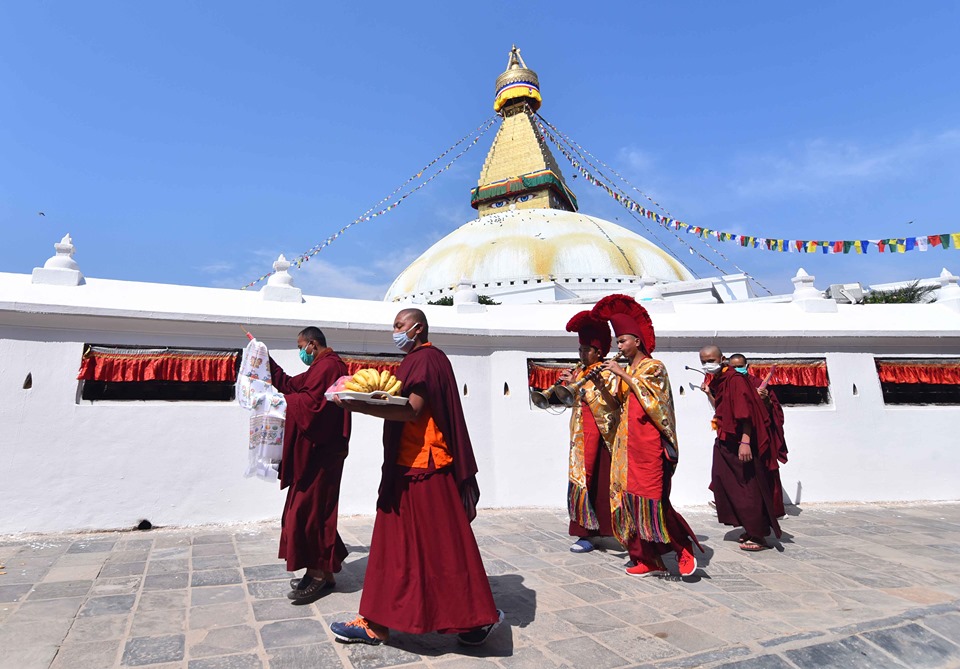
[471,46,578,217]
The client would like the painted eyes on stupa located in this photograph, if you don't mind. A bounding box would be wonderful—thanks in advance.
[490,193,534,209]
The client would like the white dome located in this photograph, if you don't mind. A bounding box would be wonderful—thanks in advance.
[384,208,695,302]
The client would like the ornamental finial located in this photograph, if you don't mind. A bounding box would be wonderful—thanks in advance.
[494,45,541,114]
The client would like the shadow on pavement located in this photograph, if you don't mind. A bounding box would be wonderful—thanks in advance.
[384,573,535,658]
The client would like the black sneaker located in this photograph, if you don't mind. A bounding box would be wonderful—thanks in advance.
[457,609,505,646]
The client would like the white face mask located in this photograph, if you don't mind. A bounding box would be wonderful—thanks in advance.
[392,322,420,352]
[702,361,722,375]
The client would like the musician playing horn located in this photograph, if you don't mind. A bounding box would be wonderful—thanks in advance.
[593,295,703,577]
[561,311,620,554]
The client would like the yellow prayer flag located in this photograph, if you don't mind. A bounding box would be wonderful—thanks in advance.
[952,233,960,248]
[854,240,862,254]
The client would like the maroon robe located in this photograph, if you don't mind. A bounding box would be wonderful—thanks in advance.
[359,343,498,634]
[569,406,614,538]
[708,368,782,540]
[270,351,350,573]
[744,373,789,518]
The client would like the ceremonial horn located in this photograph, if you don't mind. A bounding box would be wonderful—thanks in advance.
[530,384,560,409]
[553,379,585,407]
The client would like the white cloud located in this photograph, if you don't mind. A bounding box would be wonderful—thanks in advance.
[198,261,234,274]
[732,130,960,199]
[294,257,391,300]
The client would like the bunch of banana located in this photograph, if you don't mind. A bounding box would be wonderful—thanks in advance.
[344,368,402,395]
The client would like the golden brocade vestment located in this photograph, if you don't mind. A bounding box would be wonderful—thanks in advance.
[567,365,620,530]
[608,358,680,544]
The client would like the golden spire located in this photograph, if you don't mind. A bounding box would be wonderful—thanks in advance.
[471,47,576,217]
[493,45,542,114]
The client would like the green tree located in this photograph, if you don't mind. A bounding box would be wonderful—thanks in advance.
[862,280,937,304]
[427,295,500,306]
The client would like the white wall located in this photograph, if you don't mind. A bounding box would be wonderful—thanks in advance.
[2,278,959,534]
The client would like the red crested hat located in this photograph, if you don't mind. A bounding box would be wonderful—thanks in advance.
[591,294,656,354]
[565,310,612,356]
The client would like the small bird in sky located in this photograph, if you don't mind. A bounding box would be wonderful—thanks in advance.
[907,221,913,225]
[37,212,45,216]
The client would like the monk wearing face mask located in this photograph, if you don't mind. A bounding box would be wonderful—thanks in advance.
[330,309,503,647]
[699,345,782,551]
[269,327,351,604]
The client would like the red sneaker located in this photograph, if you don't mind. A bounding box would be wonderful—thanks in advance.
[625,559,666,576]
[677,544,698,576]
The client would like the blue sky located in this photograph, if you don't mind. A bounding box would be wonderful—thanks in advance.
[2,2,958,298]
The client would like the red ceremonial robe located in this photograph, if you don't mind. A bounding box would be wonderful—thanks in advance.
[359,343,498,634]
[569,406,614,538]
[744,373,789,518]
[708,368,782,539]
[270,351,350,573]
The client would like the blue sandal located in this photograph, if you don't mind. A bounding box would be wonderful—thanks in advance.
[569,538,595,553]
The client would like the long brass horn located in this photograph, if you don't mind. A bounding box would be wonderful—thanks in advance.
[553,378,586,407]
[530,384,560,409]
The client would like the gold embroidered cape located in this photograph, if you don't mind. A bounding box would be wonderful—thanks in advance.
[608,357,680,544]
[567,366,620,530]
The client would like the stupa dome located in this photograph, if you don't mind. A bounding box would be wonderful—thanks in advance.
[384,46,695,304]
[384,208,695,303]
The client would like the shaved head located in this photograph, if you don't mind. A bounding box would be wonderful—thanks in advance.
[728,354,747,367]
[398,308,427,326]
[394,308,429,342]
[699,345,722,358]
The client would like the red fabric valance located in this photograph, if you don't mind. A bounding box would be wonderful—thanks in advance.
[876,360,960,385]
[342,356,403,377]
[749,360,828,387]
[528,361,577,389]
[78,346,238,383]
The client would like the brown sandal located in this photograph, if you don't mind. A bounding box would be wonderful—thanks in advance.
[740,539,770,552]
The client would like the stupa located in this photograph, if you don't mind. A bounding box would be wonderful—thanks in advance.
[384,46,696,304]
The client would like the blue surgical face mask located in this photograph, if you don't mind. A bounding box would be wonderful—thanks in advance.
[299,346,315,366]
[393,322,420,352]
[734,366,748,375]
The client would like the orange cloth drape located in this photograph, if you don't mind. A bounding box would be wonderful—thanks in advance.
[527,361,577,389]
[77,346,238,382]
[342,356,402,376]
[876,360,960,384]
[749,360,828,387]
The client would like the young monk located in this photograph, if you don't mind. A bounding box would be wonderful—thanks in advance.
[699,346,782,551]
[728,354,789,519]
[330,309,503,646]
[592,295,702,577]
[561,311,619,554]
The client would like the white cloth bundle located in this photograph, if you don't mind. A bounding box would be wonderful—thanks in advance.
[236,337,286,481]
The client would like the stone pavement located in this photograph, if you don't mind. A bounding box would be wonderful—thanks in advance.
[2,503,960,669]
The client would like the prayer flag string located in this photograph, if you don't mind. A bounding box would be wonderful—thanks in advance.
[536,113,773,294]
[241,116,499,289]
[535,117,959,258]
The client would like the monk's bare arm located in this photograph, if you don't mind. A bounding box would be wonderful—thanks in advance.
[334,391,426,422]
[737,420,753,462]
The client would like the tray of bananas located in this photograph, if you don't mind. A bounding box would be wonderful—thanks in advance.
[325,368,407,405]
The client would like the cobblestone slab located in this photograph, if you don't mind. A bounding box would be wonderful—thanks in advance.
[0,502,958,668]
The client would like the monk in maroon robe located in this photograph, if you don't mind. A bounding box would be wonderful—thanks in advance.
[700,346,781,551]
[729,354,789,518]
[269,326,350,604]
[330,309,502,647]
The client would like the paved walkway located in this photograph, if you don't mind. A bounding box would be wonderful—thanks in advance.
[2,503,960,669]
